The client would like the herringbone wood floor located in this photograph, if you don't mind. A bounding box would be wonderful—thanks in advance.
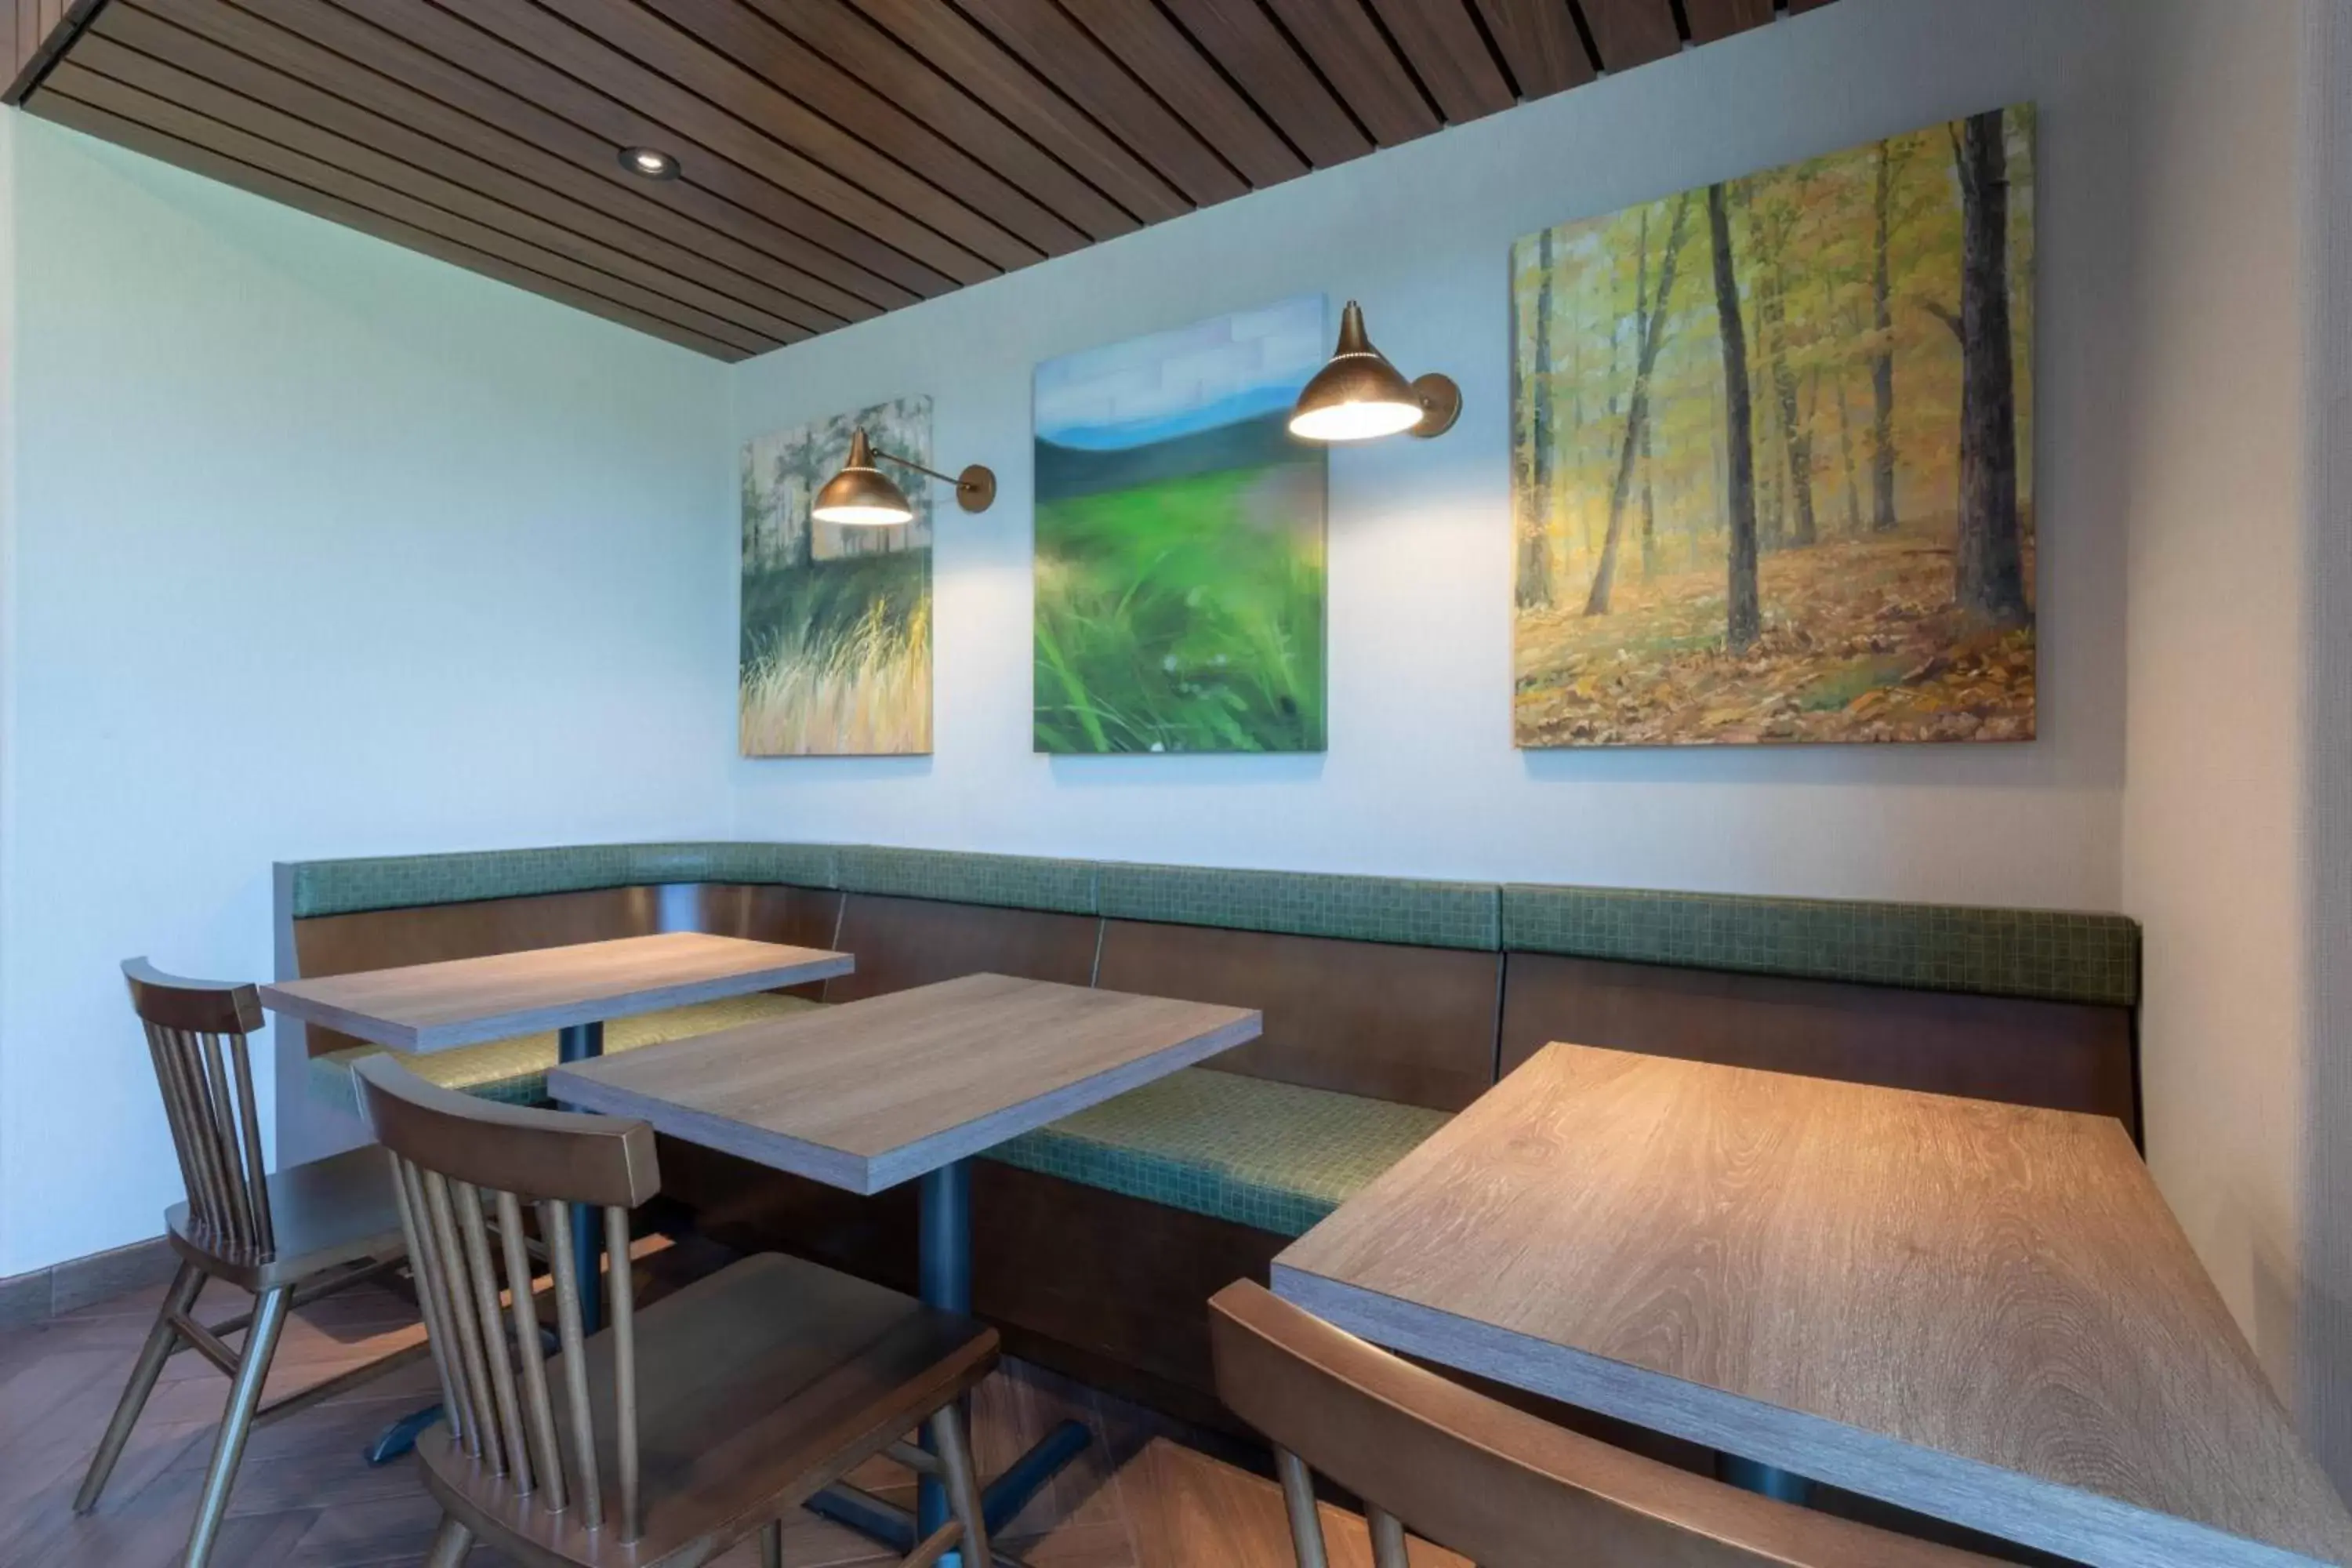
[0,1268,1458,1568]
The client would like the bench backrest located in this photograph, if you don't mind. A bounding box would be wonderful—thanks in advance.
[279,849,2140,1137]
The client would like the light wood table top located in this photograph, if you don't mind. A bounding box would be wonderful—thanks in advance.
[546,972,1261,1194]
[259,932,853,1053]
[1273,1043,2352,1568]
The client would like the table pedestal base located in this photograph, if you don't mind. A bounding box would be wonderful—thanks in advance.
[809,1160,1093,1566]
[1717,1453,1812,1504]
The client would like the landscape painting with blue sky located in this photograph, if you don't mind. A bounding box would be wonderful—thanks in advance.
[1033,296,1328,754]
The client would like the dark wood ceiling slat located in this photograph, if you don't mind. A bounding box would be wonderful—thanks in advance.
[1680,0,1772,44]
[1261,0,1440,146]
[225,0,931,310]
[70,31,801,348]
[90,5,837,336]
[62,37,793,351]
[943,0,1245,207]
[1363,0,1512,121]
[1156,0,1370,168]
[309,0,946,302]
[36,70,756,358]
[1574,0,1681,71]
[550,0,1059,268]
[1055,0,1305,188]
[28,0,1824,360]
[734,0,1139,241]
[1471,0,1593,98]
[844,0,1189,223]
[437,0,1002,286]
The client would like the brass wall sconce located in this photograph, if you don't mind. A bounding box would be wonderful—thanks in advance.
[1289,300,1461,443]
[811,427,997,526]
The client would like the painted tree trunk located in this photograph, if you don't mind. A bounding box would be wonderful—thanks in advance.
[1951,109,2029,625]
[1519,227,1556,608]
[1871,140,1898,532]
[1585,194,1691,616]
[1834,367,1865,535]
[1762,260,1817,546]
[1708,183,1760,653]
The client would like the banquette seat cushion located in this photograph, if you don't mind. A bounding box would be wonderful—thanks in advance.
[991,1067,1453,1238]
[307,992,822,1113]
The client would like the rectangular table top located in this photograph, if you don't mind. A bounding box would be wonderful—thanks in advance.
[259,932,853,1053]
[546,972,1261,1195]
[1273,1043,2352,1568]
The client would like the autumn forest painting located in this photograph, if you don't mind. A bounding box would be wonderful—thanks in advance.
[1512,104,2037,746]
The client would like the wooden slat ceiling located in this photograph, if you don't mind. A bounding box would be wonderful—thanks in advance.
[6,0,1835,361]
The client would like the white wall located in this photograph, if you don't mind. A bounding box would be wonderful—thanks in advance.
[2116,0,2314,1404]
[0,118,735,1276]
[728,0,2135,912]
[2299,0,2352,1490]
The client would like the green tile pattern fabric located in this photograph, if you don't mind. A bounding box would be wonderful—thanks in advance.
[287,842,841,917]
[306,993,822,1113]
[836,845,1098,915]
[1098,862,1499,950]
[1501,884,2140,1007]
[985,1068,1450,1236]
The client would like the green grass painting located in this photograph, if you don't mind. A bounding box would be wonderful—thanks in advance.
[1033,299,1328,754]
[740,397,933,756]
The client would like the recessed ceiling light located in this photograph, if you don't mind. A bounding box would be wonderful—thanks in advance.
[619,146,680,181]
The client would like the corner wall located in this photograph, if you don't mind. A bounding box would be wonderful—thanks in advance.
[2117,0,2314,1403]
[0,118,735,1276]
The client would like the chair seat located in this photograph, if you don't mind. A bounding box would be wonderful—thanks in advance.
[166,1144,405,1290]
[986,1067,1454,1237]
[307,992,823,1112]
[421,1250,997,1567]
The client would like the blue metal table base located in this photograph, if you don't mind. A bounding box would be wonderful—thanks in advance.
[1716,1453,1812,1504]
[808,1159,1093,1566]
[365,1022,607,1465]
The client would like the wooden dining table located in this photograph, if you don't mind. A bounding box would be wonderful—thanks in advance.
[550,971,1261,1563]
[259,931,852,1458]
[1273,1042,2352,1568]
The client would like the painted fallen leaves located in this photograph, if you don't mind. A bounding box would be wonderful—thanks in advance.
[1513,524,2037,747]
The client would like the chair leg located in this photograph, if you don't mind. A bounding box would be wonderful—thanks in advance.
[761,1518,783,1568]
[422,1515,474,1568]
[75,1260,207,1514]
[929,1403,992,1568]
[179,1284,291,1568]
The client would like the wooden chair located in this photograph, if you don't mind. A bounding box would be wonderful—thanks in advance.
[77,959,430,1568]
[1208,1281,2007,1568]
[351,1051,1002,1568]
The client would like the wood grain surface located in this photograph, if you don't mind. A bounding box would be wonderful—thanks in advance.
[548,973,1259,1195]
[259,933,851,1053]
[1273,1044,2352,1568]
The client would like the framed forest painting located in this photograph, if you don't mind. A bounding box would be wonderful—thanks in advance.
[1511,103,2037,746]
[1034,296,1328,754]
[739,397,932,756]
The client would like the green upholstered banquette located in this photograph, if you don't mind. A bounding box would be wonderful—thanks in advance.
[277,841,2139,1421]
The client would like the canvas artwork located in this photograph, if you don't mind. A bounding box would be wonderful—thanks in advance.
[1511,103,2037,747]
[739,397,933,756]
[1033,297,1329,754]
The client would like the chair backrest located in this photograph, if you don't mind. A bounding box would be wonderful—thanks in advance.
[124,957,276,1260]
[353,1054,661,1542]
[1207,1282,2004,1568]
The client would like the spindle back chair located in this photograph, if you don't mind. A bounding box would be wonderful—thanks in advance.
[76,959,426,1568]
[354,1052,1004,1568]
[1208,1281,2008,1568]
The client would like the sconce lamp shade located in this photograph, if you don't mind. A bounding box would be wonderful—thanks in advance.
[1288,300,1461,443]
[812,427,916,527]
[811,426,997,526]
